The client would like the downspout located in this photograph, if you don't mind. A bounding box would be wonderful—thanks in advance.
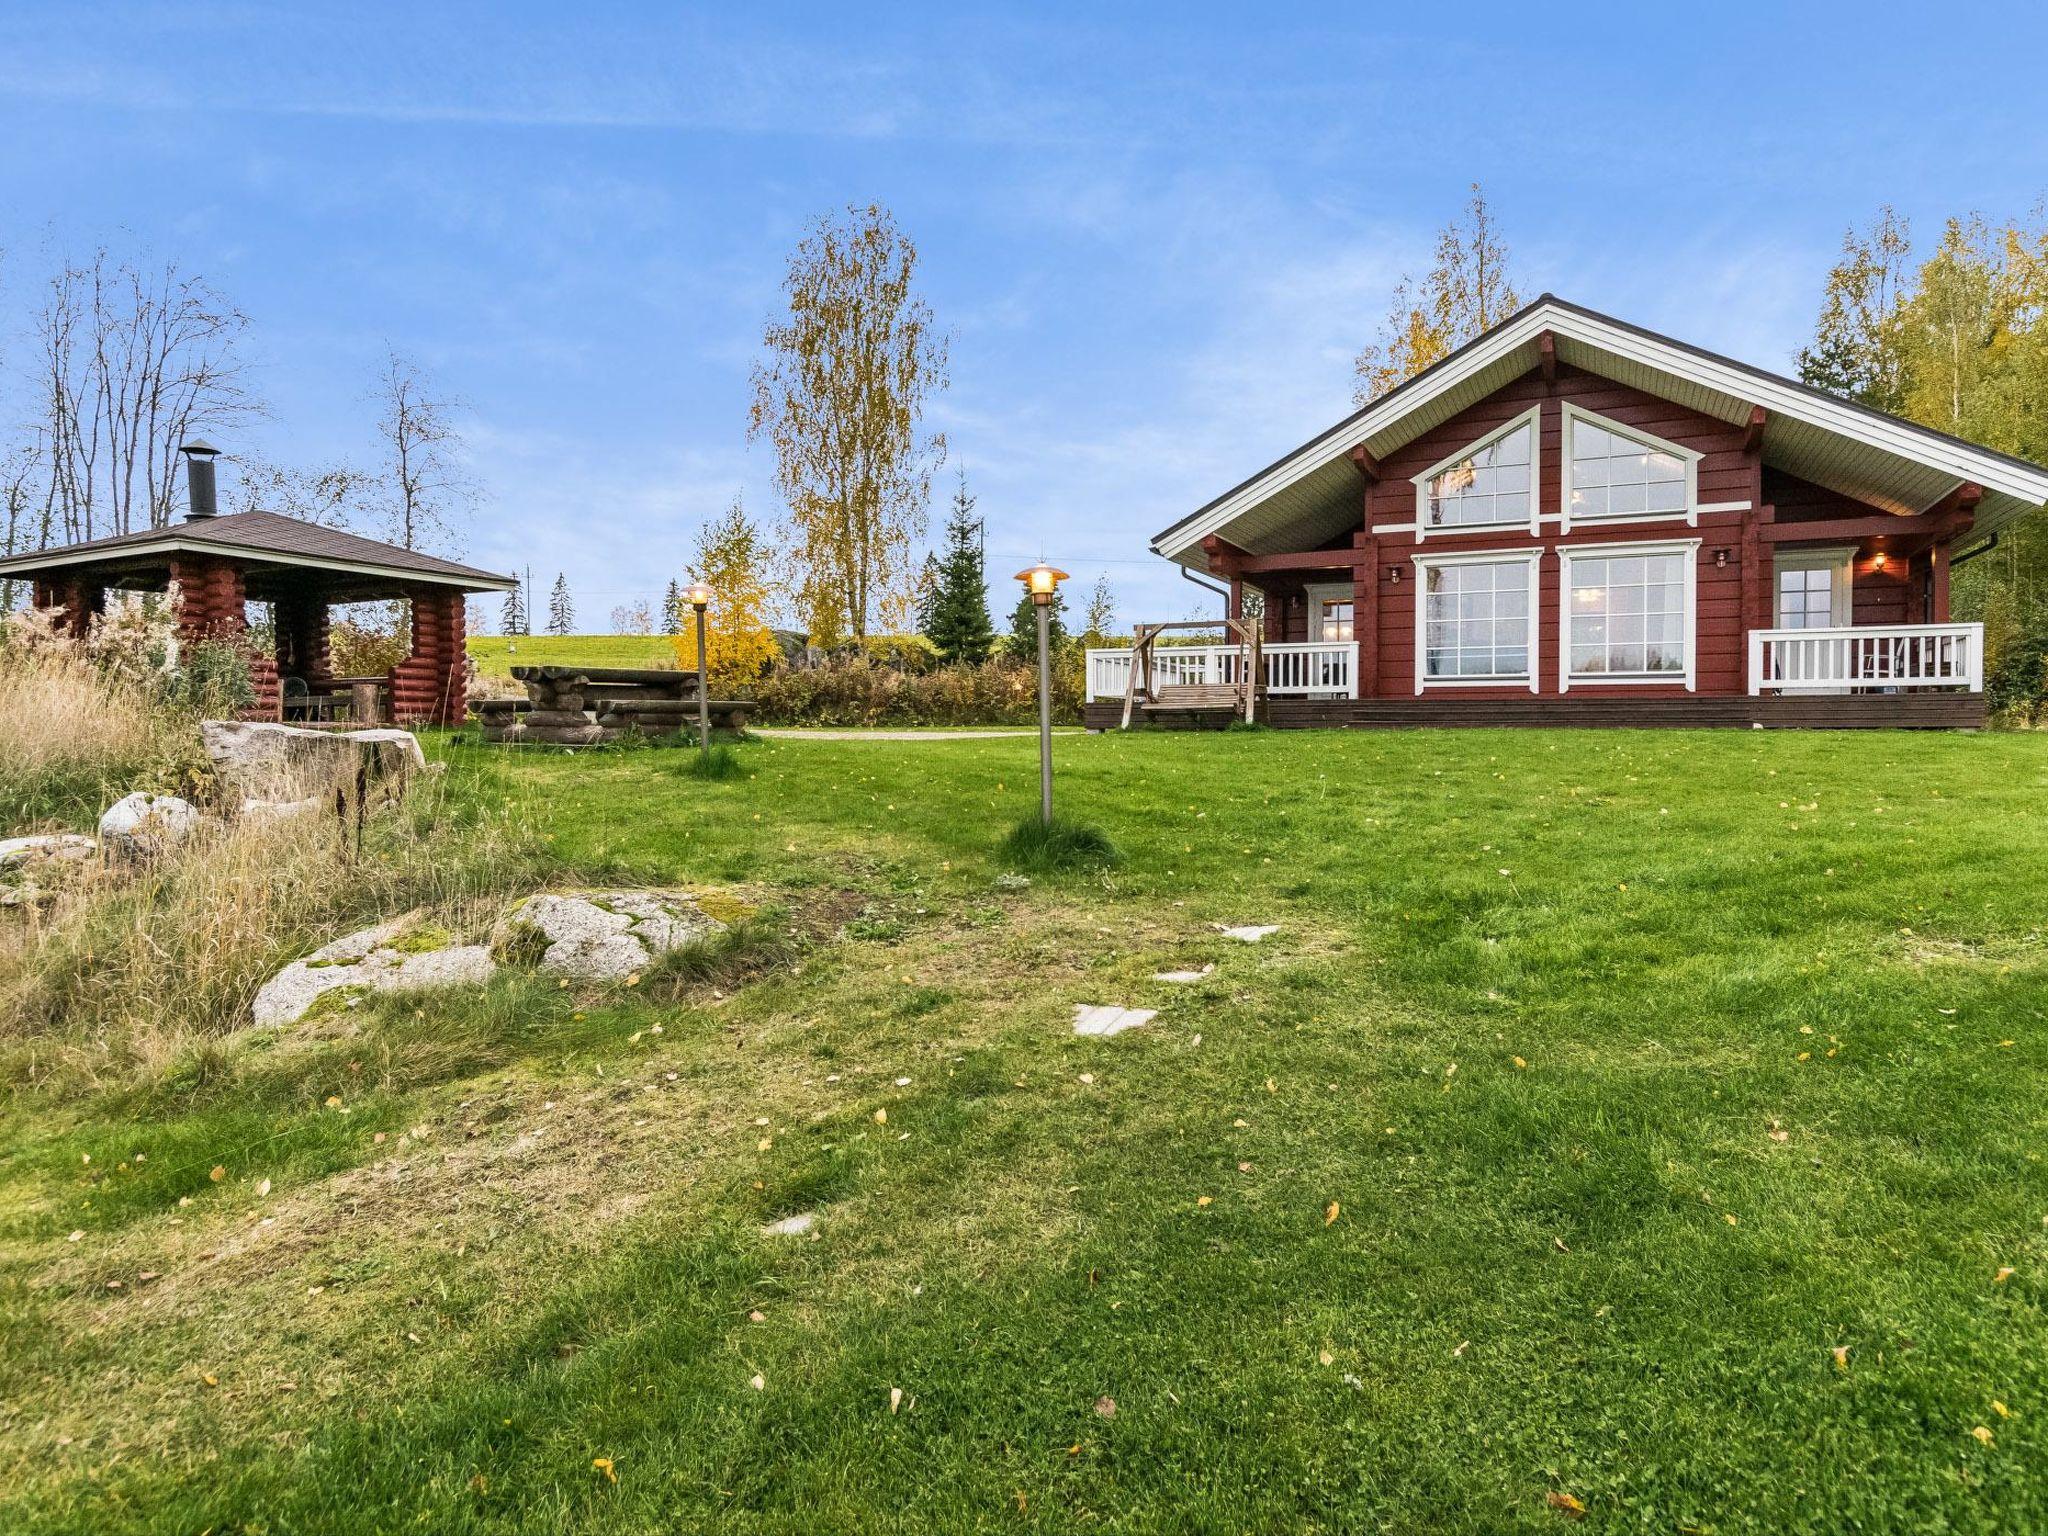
[1950,532,1999,569]
[1178,561,1232,615]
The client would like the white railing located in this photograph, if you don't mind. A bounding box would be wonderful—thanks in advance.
[1748,623,1983,695]
[1085,641,1359,701]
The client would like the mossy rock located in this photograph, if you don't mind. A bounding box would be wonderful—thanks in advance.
[695,893,759,926]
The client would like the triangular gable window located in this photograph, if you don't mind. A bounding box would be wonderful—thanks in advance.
[1562,407,1699,528]
[1412,406,1541,535]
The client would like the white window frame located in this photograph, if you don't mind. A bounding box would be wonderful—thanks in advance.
[1411,406,1543,542]
[1304,581,1354,642]
[1411,546,1543,694]
[1772,546,1854,629]
[1557,537,1701,693]
[1558,404,1701,534]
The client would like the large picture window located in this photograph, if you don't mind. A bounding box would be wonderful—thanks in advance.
[1414,551,1539,690]
[1413,409,1540,535]
[1561,406,1698,530]
[1560,540,1699,690]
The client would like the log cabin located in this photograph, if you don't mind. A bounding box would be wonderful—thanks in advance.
[1089,296,2048,729]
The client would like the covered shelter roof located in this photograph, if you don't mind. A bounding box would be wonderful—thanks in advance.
[1152,294,2048,567]
[0,510,517,604]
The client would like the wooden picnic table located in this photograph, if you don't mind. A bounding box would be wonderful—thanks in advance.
[481,665,751,745]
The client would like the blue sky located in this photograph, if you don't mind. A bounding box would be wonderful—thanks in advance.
[4,1,2046,629]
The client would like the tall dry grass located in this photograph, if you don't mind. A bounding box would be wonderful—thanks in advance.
[0,644,204,830]
[0,642,556,1094]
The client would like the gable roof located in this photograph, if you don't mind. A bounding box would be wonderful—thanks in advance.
[1153,294,2048,565]
[0,509,517,592]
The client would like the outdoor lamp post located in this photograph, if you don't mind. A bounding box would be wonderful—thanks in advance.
[1013,562,1070,826]
[683,581,713,752]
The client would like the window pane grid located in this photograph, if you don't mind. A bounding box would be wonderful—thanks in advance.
[1427,422,1533,528]
[1568,420,1687,521]
[1423,559,1532,680]
[1566,552,1687,677]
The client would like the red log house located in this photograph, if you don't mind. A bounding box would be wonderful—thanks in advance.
[1088,296,2048,729]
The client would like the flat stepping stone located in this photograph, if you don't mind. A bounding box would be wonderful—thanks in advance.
[1073,1004,1156,1037]
[1216,925,1279,943]
[1154,964,1215,984]
[761,1212,816,1237]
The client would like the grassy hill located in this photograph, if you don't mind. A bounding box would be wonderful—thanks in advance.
[468,633,680,678]
[4,726,2046,1530]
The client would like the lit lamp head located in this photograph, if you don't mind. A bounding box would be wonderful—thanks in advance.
[682,581,713,613]
[1014,562,1070,607]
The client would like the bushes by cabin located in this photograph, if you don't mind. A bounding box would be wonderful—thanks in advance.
[745,650,1085,727]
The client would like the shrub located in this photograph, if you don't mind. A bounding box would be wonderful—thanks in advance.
[747,652,1084,727]
[1000,812,1121,873]
[1986,629,2048,724]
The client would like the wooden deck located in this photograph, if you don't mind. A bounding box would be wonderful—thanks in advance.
[1083,693,1986,732]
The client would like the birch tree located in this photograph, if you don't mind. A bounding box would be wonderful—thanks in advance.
[1353,185,1522,404]
[373,350,473,553]
[749,204,949,642]
[32,251,256,541]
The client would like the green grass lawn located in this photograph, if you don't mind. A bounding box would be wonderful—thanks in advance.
[5,727,2047,1532]
[468,633,681,678]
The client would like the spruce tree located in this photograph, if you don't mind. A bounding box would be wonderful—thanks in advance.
[547,573,575,636]
[1004,585,1067,662]
[661,579,685,635]
[923,475,995,664]
[500,583,527,637]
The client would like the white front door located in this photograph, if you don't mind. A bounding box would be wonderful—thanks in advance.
[1775,549,1853,629]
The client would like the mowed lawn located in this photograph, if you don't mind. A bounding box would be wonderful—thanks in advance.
[467,633,680,679]
[5,727,2046,1533]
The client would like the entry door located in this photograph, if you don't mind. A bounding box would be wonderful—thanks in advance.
[1775,551,1852,629]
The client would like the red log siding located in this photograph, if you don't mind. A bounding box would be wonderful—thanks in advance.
[168,554,281,720]
[387,588,468,726]
[1354,364,1759,698]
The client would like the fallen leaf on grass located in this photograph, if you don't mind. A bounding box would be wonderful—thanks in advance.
[1196,1196,1214,1208]
[749,1374,766,1391]
[1994,1266,2015,1284]
[1093,1396,1116,1419]
[592,1457,616,1483]
[209,1166,225,1182]
[1832,1346,1850,1371]
[1324,1202,1341,1227]
[1972,1425,1995,1445]
[1992,1400,2011,1419]
[748,1310,766,1323]
[200,1373,218,1388]
[1318,1349,1333,1366]
[257,1178,271,1198]
[889,1387,904,1414]
[873,1108,888,1126]
[1546,1491,1586,1518]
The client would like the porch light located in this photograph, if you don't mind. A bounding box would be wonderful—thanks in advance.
[1871,552,1887,571]
[1014,562,1069,606]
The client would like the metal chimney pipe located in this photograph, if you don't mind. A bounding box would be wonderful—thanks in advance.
[179,440,221,520]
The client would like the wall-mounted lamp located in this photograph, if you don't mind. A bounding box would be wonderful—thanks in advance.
[1872,552,1888,572]
[1388,566,1403,584]
[1713,548,1730,569]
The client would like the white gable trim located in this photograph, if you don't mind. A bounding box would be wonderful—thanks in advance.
[1154,298,2048,563]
